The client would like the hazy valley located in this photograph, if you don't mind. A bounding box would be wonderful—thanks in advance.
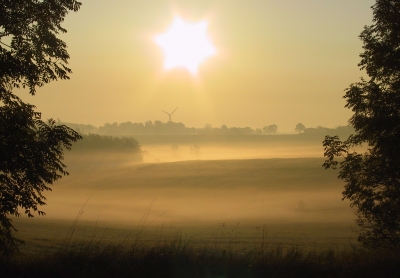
[13,134,358,253]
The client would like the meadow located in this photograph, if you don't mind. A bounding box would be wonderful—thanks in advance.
[14,157,355,252]
[5,134,400,277]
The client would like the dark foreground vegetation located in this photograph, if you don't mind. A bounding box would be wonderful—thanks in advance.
[1,241,400,278]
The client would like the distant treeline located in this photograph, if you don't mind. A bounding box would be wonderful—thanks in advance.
[59,121,275,136]
[58,120,354,137]
[303,125,354,136]
[71,134,142,159]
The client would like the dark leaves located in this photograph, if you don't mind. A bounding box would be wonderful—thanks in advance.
[324,0,400,249]
[322,135,348,170]
[0,0,81,256]
[0,0,81,95]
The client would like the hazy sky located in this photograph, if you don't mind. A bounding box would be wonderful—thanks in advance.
[19,0,375,132]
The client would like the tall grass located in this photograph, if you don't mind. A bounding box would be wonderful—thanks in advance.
[2,204,400,277]
[1,235,400,277]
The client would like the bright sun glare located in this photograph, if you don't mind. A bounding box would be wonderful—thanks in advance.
[154,17,216,75]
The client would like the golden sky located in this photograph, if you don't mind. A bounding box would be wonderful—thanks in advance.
[20,0,374,132]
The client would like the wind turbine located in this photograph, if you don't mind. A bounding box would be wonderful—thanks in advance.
[162,107,178,122]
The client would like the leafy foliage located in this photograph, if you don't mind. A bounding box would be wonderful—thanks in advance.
[0,0,81,95]
[323,0,400,249]
[0,0,82,255]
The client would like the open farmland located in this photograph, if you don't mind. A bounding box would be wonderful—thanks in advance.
[13,140,358,253]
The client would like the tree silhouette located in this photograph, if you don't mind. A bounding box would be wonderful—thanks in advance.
[323,0,400,249]
[0,1,82,255]
[263,124,278,134]
[295,123,305,133]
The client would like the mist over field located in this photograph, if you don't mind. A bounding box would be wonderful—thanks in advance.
[139,135,325,163]
[13,134,358,251]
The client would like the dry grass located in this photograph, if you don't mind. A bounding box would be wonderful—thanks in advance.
[3,141,387,277]
[2,220,400,277]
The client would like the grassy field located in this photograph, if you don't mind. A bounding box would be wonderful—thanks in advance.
[5,136,390,277]
[13,153,357,253]
[3,233,400,277]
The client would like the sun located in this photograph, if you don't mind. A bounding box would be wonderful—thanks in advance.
[154,17,216,75]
